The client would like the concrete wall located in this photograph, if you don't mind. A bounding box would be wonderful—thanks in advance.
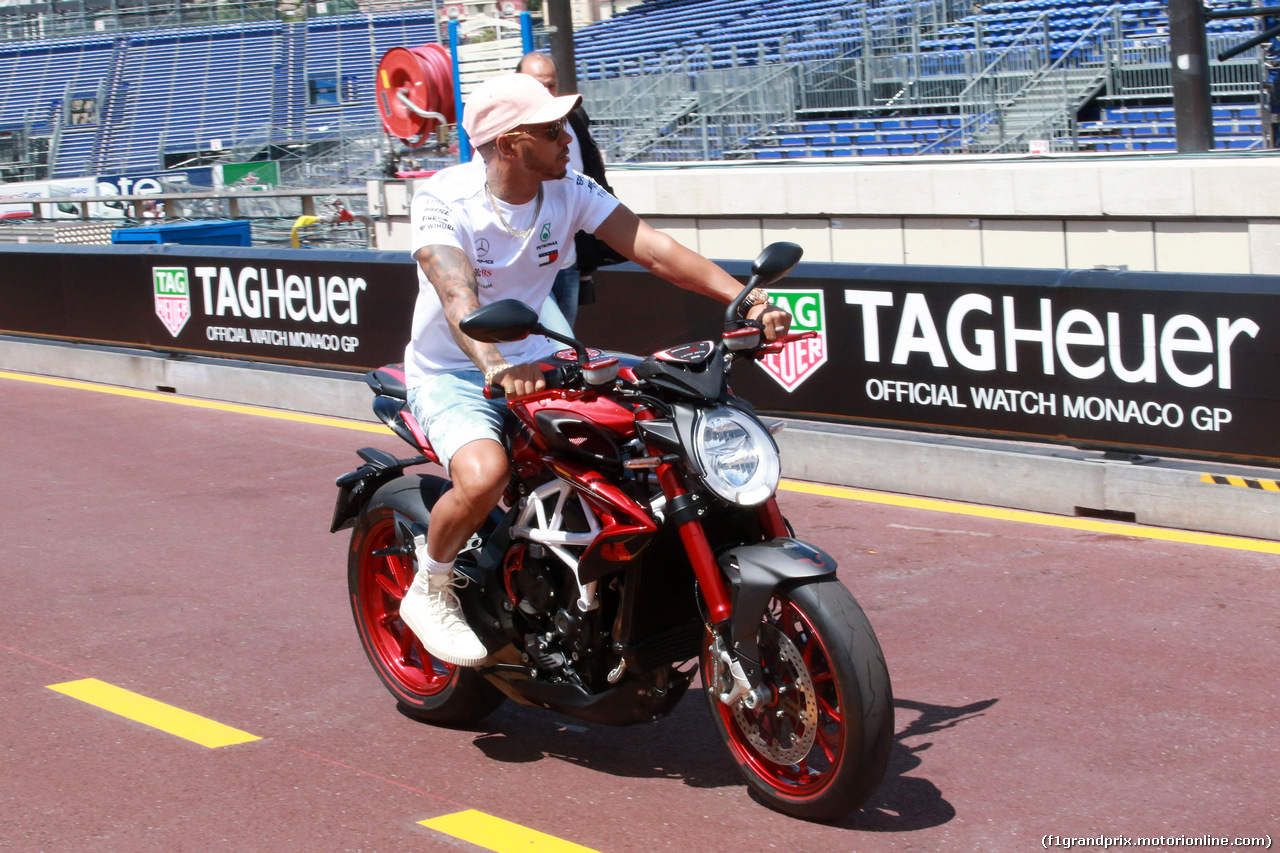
[370,153,1280,274]
[5,335,1279,542]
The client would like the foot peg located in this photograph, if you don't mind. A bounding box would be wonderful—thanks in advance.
[372,520,426,558]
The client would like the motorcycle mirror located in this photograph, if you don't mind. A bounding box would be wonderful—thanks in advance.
[460,299,540,343]
[725,242,804,332]
[461,298,593,366]
[751,241,804,287]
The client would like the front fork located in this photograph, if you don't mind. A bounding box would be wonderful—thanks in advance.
[655,462,788,710]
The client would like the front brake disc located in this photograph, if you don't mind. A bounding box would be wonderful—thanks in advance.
[732,624,818,765]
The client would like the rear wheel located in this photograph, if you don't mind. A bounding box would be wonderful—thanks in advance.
[702,579,893,821]
[348,476,504,725]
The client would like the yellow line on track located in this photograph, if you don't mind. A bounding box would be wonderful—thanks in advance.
[6,368,1278,555]
[47,678,261,749]
[420,810,600,853]
[0,370,387,433]
[779,480,1280,555]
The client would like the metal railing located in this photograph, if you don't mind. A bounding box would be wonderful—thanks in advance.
[0,0,427,43]
[575,0,872,81]
[1110,33,1268,99]
[0,186,373,248]
[861,0,958,57]
[583,51,709,156]
[583,53,800,162]
[906,17,1060,155]
[965,7,1115,153]
[793,12,1055,115]
[653,64,798,161]
[951,13,1055,111]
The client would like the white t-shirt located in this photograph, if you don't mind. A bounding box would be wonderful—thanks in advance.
[566,123,585,176]
[405,160,620,385]
[561,123,583,268]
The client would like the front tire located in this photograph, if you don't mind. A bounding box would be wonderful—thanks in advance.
[702,579,893,821]
[348,475,505,726]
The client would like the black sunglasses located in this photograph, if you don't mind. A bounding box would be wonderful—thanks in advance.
[504,118,566,141]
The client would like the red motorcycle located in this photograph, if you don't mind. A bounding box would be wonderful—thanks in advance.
[331,243,892,821]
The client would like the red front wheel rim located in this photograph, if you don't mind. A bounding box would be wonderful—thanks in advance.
[712,596,846,799]
[357,518,456,697]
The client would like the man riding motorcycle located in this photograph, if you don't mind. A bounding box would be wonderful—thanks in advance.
[402,72,792,666]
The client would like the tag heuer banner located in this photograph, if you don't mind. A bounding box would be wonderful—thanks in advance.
[0,244,418,370]
[1,244,1278,464]
[586,261,1280,465]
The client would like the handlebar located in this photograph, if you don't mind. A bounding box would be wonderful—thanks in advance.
[481,363,579,401]
[756,330,816,356]
[483,330,817,400]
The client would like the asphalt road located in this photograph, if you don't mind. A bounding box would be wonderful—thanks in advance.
[2,371,1277,853]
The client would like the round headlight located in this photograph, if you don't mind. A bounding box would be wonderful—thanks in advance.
[692,406,781,506]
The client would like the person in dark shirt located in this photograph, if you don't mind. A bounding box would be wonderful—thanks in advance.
[516,51,619,328]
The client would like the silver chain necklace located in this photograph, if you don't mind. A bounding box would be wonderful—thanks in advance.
[485,182,543,240]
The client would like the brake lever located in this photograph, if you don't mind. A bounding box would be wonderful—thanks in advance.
[755,330,817,357]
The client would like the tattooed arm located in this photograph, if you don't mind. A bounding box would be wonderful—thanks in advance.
[413,244,547,396]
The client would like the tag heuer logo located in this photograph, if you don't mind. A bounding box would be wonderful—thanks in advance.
[153,267,191,338]
[758,288,827,392]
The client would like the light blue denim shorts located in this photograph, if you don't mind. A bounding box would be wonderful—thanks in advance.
[406,369,510,475]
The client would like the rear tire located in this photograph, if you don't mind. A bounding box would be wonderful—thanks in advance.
[347,475,505,726]
[702,579,893,821]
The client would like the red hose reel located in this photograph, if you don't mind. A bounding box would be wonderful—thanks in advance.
[376,42,455,148]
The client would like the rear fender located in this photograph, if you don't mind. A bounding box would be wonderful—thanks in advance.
[330,448,428,532]
[717,538,838,686]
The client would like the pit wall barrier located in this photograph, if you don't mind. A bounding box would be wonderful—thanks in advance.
[371,154,1280,275]
[2,242,1278,541]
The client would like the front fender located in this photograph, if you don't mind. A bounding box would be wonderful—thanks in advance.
[717,538,838,684]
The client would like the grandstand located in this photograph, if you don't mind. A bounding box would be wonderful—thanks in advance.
[0,0,1273,188]
[572,0,1273,161]
[0,2,436,184]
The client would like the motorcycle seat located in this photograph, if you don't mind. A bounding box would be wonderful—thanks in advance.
[366,365,408,400]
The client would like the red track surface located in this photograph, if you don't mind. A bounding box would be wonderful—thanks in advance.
[1,373,1277,852]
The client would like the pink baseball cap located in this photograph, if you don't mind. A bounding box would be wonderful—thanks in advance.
[462,73,581,147]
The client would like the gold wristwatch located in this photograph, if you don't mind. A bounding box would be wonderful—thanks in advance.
[741,287,771,313]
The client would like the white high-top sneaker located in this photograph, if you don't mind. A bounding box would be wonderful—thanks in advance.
[399,570,488,667]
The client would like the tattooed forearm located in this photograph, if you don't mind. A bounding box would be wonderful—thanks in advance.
[416,245,507,372]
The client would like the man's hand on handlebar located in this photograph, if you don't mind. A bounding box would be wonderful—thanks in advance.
[747,302,792,341]
[491,362,547,398]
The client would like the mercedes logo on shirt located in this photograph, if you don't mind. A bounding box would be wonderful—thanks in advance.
[476,237,490,258]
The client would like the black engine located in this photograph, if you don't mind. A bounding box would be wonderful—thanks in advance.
[503,543,613,687]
